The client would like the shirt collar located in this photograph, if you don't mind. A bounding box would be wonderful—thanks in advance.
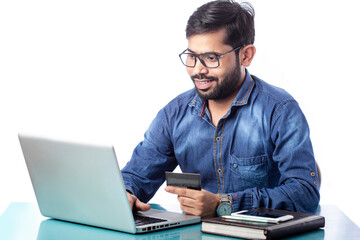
[231,68,255,106]
[189,69,255,116]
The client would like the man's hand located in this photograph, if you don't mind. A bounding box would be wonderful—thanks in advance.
[126,191,151,212]
[165,186,220,218]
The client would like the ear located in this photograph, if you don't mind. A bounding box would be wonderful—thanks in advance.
[240,44,256,67]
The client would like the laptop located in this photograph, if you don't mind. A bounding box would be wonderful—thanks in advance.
[18,133,200,234]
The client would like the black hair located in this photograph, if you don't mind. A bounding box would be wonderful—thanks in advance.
[186,0,255,49]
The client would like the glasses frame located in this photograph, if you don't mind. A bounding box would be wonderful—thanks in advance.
[179,46,242,69]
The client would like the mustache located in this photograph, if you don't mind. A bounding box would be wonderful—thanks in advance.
[191,74,218,82]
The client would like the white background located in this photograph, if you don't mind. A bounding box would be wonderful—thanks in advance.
[1,0,359,227]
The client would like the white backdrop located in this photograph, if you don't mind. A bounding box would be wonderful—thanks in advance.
[1,0,359,226]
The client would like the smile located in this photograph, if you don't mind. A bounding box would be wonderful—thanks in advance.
[196,80,212,84]
[193,79,216,91]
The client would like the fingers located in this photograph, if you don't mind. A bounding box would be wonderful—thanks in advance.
[126,191,136,211]
[177,194,196,208]
[135,199,151,212]
[165,186,196,198]
[165,187,219,217]
[126,191,151,212]
[177,193,206,216]
[177,195,203,216]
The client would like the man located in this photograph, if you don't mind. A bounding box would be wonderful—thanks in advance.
[122,0,320,217]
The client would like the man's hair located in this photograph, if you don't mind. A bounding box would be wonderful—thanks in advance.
[186,0,255,48]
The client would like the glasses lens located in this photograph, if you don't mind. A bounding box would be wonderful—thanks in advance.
[201,54,219,68]
[179,52,220,68]
[180,53,195,67]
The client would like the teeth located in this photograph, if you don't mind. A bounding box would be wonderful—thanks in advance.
[198,81,210,84]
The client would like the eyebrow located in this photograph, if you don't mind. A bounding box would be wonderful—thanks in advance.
[186,48,221,55]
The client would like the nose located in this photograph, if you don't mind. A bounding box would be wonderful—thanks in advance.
[192,57,209,75]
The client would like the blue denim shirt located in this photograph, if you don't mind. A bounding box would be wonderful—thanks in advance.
[122,70,320,213]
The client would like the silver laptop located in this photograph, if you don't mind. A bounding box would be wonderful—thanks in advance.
[18,133,200,234]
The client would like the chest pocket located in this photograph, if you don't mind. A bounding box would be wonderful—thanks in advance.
[229,155,269,191]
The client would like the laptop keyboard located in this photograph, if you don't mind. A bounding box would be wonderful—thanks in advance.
[134,214,167,226]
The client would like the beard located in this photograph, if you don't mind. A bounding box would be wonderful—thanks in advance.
[191,63,242,101]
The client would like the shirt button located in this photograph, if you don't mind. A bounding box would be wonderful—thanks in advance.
[216,137,221,141]
[311,172,316,177]
[217,168,222,174]
[233,163,238,168]
[314,181,318,186]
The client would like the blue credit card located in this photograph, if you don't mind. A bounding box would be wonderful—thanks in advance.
[165,172,201,190]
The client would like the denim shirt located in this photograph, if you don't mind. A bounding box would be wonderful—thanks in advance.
[122,69,320,214]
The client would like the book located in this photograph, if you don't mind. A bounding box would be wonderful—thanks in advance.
[201,208,325,240]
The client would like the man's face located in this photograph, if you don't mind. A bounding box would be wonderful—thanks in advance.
[186,29,242,101]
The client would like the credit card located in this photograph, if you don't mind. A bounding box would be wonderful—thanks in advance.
[165,172,201,190]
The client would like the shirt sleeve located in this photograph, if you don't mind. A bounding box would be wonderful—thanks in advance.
[229,100,320,214]
[121,107,178,203]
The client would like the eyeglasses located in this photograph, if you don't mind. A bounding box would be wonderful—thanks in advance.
[179,46,242,68]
